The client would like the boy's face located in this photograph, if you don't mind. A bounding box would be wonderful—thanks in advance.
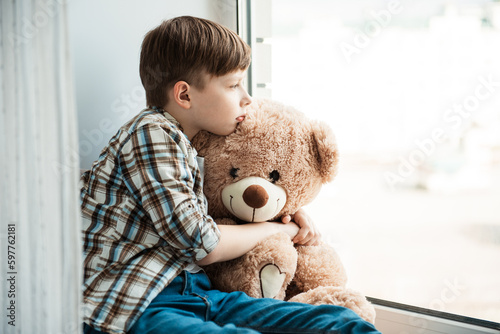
[189,70,252,137]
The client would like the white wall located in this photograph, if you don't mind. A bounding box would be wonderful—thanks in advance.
[68,0,237,169]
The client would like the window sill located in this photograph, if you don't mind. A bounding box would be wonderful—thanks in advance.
[371,298,500,334]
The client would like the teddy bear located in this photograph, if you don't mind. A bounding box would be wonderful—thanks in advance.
[192,98,376,323]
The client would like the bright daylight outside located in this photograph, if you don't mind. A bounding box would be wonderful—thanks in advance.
[258,0,500,324]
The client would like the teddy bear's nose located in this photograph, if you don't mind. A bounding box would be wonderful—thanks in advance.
[242,184,269,209]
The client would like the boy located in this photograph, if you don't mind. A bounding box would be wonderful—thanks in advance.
[81,16,380,334]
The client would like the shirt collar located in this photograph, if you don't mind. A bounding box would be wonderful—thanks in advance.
[151,106,184,133]
[151,107,196,146]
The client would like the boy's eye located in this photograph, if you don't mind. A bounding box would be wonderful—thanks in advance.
[230,167,240,179]
[230,83,240,89]
[269,170,280,183]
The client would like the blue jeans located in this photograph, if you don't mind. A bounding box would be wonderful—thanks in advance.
[84,270,380,334]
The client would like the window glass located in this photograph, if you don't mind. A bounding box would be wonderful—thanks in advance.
[261,0,500,323]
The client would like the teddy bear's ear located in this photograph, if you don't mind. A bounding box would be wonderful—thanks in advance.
[191,130,220,156]
[310,121,339,183]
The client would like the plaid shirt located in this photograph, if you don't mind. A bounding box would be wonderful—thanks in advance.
[80,108,220,333]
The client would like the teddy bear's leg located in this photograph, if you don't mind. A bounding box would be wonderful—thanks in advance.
[288,286,376,324]
[286,243,348,300]
[203,232,298,300]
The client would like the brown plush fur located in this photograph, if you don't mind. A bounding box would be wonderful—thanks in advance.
[192,98,375,324]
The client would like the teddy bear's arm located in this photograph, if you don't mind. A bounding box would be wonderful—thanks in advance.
[285,243,348,300]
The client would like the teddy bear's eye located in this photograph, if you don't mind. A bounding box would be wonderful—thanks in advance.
[269,170,280,183]
[230,167,240,179]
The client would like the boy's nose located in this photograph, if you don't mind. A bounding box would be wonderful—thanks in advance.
[241,92,252,107]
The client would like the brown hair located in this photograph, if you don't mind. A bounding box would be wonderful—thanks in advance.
[139,16,251,108]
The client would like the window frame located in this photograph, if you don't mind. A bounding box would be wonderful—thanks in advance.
[236,0,500,332]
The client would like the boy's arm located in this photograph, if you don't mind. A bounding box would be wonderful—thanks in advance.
[120,123,221,263]
[196,221,299,266]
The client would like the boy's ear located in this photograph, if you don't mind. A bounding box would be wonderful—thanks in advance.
[173,81,191,109]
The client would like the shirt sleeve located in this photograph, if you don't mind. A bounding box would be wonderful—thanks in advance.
[118,122,220,262]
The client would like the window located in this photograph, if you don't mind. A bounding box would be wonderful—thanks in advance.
[244,0,500,327]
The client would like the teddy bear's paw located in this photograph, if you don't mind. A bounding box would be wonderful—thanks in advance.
[260,263,287,299]
[288,286,376,324]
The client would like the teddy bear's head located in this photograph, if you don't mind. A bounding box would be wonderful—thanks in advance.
[192,98,339,223]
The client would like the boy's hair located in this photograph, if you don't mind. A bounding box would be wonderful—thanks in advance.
[140,16,251,108]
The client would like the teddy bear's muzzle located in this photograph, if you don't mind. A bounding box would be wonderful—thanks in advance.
[221,176,287,223]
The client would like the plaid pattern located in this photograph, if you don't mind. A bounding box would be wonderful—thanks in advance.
[80,108,220,334]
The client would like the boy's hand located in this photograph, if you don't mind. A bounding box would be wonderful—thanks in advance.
[281,208,321,246]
